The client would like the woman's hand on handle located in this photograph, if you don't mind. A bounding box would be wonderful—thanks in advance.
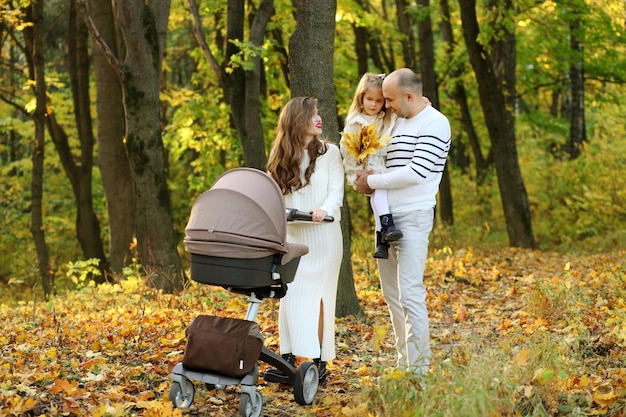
[309,208,328,223]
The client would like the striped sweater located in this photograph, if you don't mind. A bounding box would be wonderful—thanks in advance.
[367,105,451,213]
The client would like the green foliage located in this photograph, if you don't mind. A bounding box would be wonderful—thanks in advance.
[1,0,626,304]
[442,122,626,254]
[226,39,264,72]
[65,258,101,290]
[519,114,626,253]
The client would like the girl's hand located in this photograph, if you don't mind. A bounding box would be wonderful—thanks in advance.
[309,208,328,222]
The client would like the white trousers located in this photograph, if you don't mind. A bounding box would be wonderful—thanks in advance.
[377,208,434,373]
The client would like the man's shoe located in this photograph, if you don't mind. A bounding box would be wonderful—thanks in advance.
[263,353,295,385]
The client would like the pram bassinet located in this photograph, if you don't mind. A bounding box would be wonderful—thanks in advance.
[184,167,308,293]
[169,168,320,416]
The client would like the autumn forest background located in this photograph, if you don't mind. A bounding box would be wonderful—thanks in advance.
[1,0,625,416]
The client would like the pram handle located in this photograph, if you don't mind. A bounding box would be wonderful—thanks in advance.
[285,208,334,223]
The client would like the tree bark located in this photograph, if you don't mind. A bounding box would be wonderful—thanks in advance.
[439,0,486,179]
[23,0,54,298]
[114,0,185,292]
[45,112,109,280]
[352,0,368,75]
[90,0,135,275]
[243,0,273,169]
[44,1,109,281]
[395,0,416,69]
[188,0,270,169]
[459,0,536,248]
[568,6,586,159]
[416,0,453,225]
[290,0,363,317]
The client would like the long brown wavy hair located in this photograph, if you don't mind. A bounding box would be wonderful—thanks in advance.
[267,97,328,195]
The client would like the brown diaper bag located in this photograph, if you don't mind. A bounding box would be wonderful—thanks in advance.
[182,315,264,377]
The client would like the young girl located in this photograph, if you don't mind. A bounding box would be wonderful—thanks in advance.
[340,73,401,259]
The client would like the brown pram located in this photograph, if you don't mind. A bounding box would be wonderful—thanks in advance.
[169,168,328,416]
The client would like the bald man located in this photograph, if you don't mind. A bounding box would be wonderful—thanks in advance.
[355,68,451,376]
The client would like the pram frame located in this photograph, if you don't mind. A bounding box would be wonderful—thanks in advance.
[170,292,319,415]
[169,168,327,416]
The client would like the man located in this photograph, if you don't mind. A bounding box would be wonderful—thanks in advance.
[355,68,451,375]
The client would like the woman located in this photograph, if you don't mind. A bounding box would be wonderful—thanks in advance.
[265,97,344,384]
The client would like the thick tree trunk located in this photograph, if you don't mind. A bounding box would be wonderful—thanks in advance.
[90,0,135,275]
[24,1,54,298]
[459,0,536,248]
[115,0,185,292]
[290,0,363,317]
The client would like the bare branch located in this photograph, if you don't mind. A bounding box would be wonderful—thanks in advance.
[187,0,225,87]
[74,0,124,81]
[0,94,30,117]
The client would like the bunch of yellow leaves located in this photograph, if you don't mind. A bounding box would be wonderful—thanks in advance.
[340,123,390,164]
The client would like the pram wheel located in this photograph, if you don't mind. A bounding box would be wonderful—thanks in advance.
[238,390,263,417]
[293,361,319,405]
[169,378,195,409]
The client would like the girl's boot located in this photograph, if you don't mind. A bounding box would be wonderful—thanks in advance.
[380,214,403,242]
[373,231,389,259]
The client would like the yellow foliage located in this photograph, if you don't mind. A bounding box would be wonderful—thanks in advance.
[1,248,625,415]
[593,383,618,406]
[340,123,390,164]
[371,323,389,353]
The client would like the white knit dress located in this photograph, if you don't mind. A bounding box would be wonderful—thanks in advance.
[278,143,344,361]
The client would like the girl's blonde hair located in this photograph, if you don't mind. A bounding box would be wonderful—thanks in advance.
[346,72,393,129]
[267,97,328,194]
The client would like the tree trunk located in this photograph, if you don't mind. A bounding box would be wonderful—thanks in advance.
[352,22,368,76]
[44,1,109,281]
[189,0,269,169]
[568,7,585,159]
[352,0,368,75]
[115,0,185,292]
[416,0,453,225]
[459,0,536,249]
[45,113,109,280]
[23,0,54,298]
[222,0,269,169]
[395,0,416,69]
[439,0,486,180]
[290,0,363,317]
[90,0,136,276]
[243,0,273,169]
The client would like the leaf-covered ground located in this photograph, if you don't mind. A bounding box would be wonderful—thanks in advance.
[1,248,625,416]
